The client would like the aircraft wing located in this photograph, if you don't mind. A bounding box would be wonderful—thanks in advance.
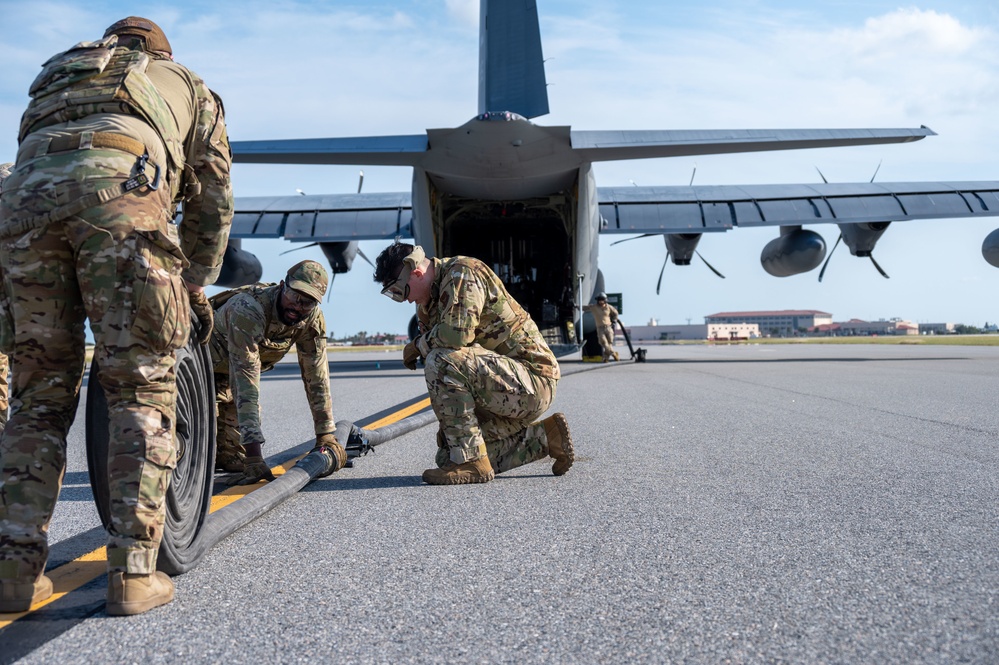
[598,182,999,234]
[231,192,413,241]
[231,136,428,166]
[573,127,934,161]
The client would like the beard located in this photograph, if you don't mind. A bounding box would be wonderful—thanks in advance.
[276,299,303,326]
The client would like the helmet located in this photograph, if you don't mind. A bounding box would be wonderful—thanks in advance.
[104,17,172,55]
[285,260,328,302]
[595,292,607,301]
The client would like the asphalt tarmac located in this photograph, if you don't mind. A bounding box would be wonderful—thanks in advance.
[2,344,997,664]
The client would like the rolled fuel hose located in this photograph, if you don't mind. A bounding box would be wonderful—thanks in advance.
[86,313,217,575]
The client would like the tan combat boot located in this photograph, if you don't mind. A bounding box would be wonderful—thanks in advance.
[543,412,574,476]
[106,571,175,616]
[422,456,495,485]
[0,574,53,612]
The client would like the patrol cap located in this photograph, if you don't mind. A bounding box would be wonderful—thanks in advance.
[286,260,328,302]
[104,17,172,55]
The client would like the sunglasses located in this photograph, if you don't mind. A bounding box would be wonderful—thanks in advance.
[380,267,412,302]
[283,287,318,311]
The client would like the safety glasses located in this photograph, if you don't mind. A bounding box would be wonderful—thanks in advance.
[283,287,319,311]
[380,267,412,302]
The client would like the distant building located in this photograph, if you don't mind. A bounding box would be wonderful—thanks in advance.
[921,322,956,335]
[626,323,760,341]
[705,310,832,337]
[836,318,919,336]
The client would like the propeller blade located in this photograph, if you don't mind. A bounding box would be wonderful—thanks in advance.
[610,233,656,247]
[869,254,890,279]
[356,246,376,269]
[656,252,670,295]
[689,163,697,186]
[818,234,842,282]
[357,170,365,194]
[695,251,725,278]
[870,160,882,183]
[280,241,319,256]
[815,166,829,184]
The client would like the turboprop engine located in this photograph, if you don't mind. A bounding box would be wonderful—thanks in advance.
[320,241,361,274]
[216,239,263,288]
[818,221,892,281]
[760,226,827,277]
[664,233,702,265]
[840,221,891,257]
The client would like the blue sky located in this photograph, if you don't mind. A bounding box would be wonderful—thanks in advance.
[2,0,998,336]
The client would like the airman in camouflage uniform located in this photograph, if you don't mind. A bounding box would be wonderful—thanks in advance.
[210,260,346,485]
[374,243,574,485]
[584,292,620,362]
[0,163,12,435]
[0,18,232,615]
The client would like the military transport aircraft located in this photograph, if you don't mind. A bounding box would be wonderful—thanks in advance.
[223,0,999,351]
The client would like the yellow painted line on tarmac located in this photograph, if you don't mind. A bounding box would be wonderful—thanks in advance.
[208,454,306,513]
[0,399,424,629]
[0,546,107,629]
[365,397,431,430]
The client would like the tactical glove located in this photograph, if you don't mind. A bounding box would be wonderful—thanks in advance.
[227,455,276,485]
[313,432,347,477]
[188,290,214,344]
[402,340,422,370]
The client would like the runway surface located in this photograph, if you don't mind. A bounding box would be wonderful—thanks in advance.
[2,343,997,663]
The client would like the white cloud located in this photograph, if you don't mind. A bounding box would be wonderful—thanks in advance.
[446,0,479,28]
[836,7,984,57]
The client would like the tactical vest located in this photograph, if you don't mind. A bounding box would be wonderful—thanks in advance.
[19,35,186,191]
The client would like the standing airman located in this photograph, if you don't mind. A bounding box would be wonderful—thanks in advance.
[0,17,232,615]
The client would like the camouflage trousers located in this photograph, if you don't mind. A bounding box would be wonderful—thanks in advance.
[597,324,615,361]
[425,345,557,473]
[213,375,245,461]
[0,198,188,579]
[0,352,8,433]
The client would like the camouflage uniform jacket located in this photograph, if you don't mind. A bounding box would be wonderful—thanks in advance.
[418,256,560,380]
[210,284,334,446]
[0,43,233,286]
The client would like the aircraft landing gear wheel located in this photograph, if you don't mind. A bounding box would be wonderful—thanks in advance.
[85,317,217,575]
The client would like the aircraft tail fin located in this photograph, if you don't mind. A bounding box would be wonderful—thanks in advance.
[478,0,549,119]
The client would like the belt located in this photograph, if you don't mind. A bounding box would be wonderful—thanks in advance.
[45,131,146,158]
[0,132,157,239]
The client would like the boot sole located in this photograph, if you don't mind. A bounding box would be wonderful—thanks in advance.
[422,470,495,485]
[549,413,575,476]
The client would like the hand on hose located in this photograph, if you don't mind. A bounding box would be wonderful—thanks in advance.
[187,288,214,344]
[227,455,276,485]
[313,432,347,476]
[402,340,422,370]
